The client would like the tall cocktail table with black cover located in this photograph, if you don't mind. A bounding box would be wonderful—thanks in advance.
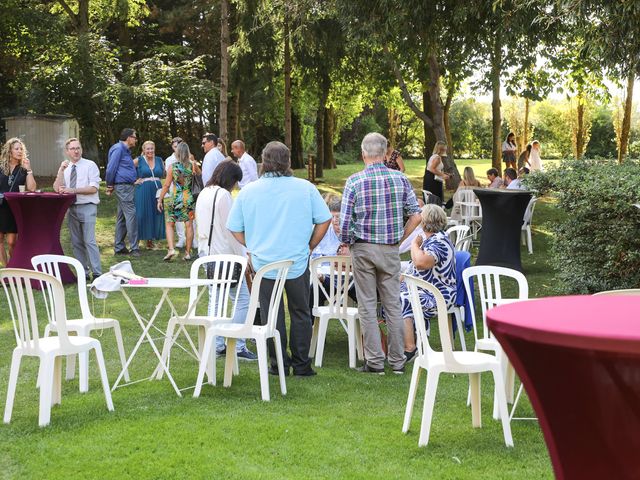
[473,188,531,272]
[5,192,76,283]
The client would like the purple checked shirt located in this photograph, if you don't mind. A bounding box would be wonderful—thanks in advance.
[340,162,421,245]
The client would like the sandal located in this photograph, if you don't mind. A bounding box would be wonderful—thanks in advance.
[183,253,192,261]
[163,249,178,261]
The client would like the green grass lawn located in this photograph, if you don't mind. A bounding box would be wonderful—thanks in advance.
[0,160,557,479]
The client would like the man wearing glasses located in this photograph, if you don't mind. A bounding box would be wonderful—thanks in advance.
[106,128,140,257]
[201,133,225,185]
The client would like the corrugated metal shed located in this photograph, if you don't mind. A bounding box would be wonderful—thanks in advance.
[2,115,80,176]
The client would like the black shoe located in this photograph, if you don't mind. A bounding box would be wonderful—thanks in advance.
[392,365,405,375]
[115,248,130,255]
[130,250,141,257]
[269,366,290,376]
[356,363,385,375]
[405,348,418,363]
[293,368,317,377]
[216,348,226,358]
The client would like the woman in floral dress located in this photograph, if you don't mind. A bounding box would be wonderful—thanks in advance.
[400,204,456,361]
[157,142,200,261]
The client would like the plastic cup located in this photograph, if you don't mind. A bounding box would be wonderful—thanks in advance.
[18,185,25,193]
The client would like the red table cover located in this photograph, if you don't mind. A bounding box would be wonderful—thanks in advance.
[5,192,76,283]
[487,295,640,480]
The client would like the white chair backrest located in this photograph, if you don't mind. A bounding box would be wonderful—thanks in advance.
[522,197,537,227]
[244,260,292,336]
[31,254,92,320]
[457,189,482,220]
[310,256,354,316]
[190,254,247,318]
[445,225,472,252]
[1,268,71,353]
[462,266,529,342]
[593,289,640,296]
[404,275,459,366]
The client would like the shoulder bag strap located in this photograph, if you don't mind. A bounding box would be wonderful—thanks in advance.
[207,188,220,251]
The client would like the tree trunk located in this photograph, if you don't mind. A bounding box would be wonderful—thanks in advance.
[283,18,292,149]
[618,73,635,164]
[323,106,335,169]
[291,110,304,169]
[219,0,230,144]
[315,106,324,178]
[229,87,240,141]
[490,32,503,174]
[523,97,530,147]
[168,105,177,137]
[576,100,585,159]
[422,91,437,158]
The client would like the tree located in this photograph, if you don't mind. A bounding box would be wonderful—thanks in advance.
[219,0,230,144]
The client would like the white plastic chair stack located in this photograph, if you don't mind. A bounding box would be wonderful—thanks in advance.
[401,275,513,447]
[445,225,472,253]
[462,266,529,419]
[31,254,129,393]
[193,260,293,401]
[2,268,113,427]
[157,254,247,385]
[309,256,363,368]
[521,197,537,254]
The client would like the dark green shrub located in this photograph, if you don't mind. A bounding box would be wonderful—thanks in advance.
[523,160,640,293]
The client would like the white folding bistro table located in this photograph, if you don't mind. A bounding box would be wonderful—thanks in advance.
[111,277,220,397]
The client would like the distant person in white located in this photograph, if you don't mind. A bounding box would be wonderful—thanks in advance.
[231,140,258,188]
[201,133,225,185]
[164,137,186,248]
[53,138,102,278]
[503,168,526,190]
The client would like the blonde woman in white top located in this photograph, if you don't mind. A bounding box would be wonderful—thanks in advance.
[423,141,450,204]
[529,140,543,172]
[195,160,257,360]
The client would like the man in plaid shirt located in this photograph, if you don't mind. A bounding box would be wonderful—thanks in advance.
[340,132,422,374]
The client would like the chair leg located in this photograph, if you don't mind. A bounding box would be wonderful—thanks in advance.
[402,362,422,433]
[309,318,319,359]
[492,367,514,447]
[506,362,516,404]
[314,315,330,368]
[93,344,114,412]
[112,321,130,382]
[255,337,270,401]
[469,372,482,428]
[78,351,89,393]
[197,326,213,384]
[454,309,466,351]
[4,350,22,424]
[223,338,237,387]
[52,356,63,406]
[273,331,287,396]
[156,318,177,380]
[65,355,76,381]
[418,370,440,447]
[193,331,216,398]
[38,357,54,427]
[527,227,533,254]
[355,319,364,361]
[347,318,357,369]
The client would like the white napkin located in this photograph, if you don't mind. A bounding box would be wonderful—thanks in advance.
[90,260,138,299]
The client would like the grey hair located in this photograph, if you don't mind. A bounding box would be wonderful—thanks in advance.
[260,141,293,177]
[420,204,448,233]
[361,132,387,160]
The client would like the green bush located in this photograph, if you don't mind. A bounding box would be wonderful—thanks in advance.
[523,160,640,293]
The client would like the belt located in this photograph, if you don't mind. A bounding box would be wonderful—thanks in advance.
[114,182,135,185]
[354,238,398,246]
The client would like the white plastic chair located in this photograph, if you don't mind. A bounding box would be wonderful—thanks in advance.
[456,189,482,239]
[193,260,293,401]
[2,268,114,427]
[157,254,247,384]
[309,256,363,368]
[445,225,472,253]
[521,197,537,254]
[401,275,513,447]
[31,254,129,393]
[462,266,529,417]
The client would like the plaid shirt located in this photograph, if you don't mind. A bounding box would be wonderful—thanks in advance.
[340,162,421,245]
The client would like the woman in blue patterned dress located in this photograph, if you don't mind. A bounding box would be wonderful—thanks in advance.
[134,141,166,249]
[400,204,456,361]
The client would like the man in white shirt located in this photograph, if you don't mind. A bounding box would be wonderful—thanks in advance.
[201,133,225,185]
[231,139,258,188]
[164,137,186,248]
[504,168,526,190]
[53,138,102,278]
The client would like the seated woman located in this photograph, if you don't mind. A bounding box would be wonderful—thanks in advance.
[449,166,481,220]
[400,204,456,361]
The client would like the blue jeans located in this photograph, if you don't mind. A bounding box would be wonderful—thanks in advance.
[208,280,250,352]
